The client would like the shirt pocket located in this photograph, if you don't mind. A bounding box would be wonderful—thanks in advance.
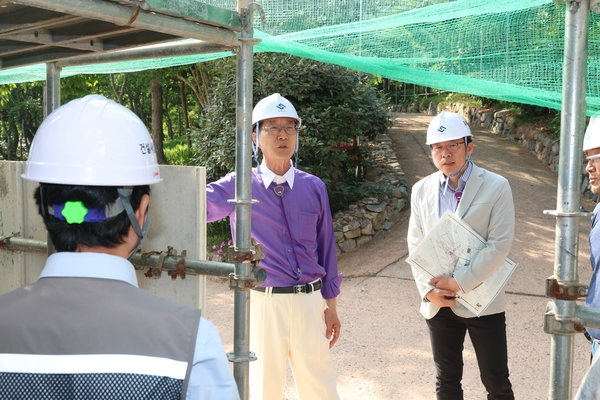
[296,212,319,243]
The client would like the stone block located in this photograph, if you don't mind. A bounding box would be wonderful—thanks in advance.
[342,220,361,232]
[338,239,357,253]
[372,211,386,231]
[356,235,372,247]
[344,227,362,239]
[360,219,374,235]
[366,202,387,213]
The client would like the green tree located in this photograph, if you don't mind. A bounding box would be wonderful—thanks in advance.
[0,82,44,161]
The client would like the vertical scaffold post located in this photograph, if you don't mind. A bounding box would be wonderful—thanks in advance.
[232,1,260,399]
[45,62,61,257]
[548,1,590,399]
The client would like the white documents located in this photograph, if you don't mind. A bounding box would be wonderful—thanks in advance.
[406,212,517,317]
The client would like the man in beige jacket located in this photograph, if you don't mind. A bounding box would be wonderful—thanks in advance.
[407,111,515,400]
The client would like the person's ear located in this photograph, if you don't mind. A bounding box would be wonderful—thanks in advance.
[467,142,474,157]
[134,194,150,227]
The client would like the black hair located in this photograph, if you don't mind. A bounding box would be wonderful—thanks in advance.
[34,184,150,252]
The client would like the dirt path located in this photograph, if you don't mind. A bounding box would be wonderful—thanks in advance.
[206,113,596,399]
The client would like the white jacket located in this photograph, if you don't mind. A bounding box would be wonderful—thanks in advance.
[407,163,515,319]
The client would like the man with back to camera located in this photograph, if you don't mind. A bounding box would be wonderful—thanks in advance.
[0,94,239,400]
[206,93,342,399]
[407,111,516,399]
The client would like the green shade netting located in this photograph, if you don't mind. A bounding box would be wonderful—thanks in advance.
[3,0,600,113]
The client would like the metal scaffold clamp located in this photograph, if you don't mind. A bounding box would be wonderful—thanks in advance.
[227,350,257,363]
[227,240,266,290]
[546,276,588,300]
[544,300,587,335]
[140,246,187,280]
[544,309,585,336]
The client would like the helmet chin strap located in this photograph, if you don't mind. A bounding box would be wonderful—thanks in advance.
[253,123,262,174]
[443,155,471,196]
[118,188,149,261]
[294,133,299,168]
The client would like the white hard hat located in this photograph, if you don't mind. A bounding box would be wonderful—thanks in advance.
[22,94,161,186]
[252,93,302,127]
[583,116,600,151]
[426,111,472,145]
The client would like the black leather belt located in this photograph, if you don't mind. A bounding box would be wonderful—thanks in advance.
[254,279,322,294]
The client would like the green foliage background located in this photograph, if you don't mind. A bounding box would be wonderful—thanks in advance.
[195,53,391,212]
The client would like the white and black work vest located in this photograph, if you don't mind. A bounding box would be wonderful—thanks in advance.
[0,276,201,400]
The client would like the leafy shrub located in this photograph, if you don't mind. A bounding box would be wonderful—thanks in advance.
[163,136,198,165]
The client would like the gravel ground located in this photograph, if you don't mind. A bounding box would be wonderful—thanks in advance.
[205,113,595,399]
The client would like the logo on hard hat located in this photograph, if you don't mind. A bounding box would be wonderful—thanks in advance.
[437,126,447,133]
[276,103,286,110]
[139,143,155,155]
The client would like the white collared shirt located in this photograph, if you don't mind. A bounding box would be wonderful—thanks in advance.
[260,161,296,189]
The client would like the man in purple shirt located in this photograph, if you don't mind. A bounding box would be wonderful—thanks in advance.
[206,93,342,399]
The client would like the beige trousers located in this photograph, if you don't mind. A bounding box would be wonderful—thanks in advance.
[249,288,339,400]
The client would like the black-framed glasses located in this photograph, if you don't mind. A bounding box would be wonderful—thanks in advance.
[261,125,298,136]
[431,141,465,154]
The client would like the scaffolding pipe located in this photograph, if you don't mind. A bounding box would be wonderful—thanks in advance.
[57,42,233,68]
[44,62,61,257]
[230,1,256,398]
[576,304,600,331]
[548,1,590,399]
[0,236,257,278]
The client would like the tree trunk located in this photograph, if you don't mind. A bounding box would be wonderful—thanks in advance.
[151,78,166,164]
[109,73,127,104]
[177,64,212,109]
[180,80,191,147]
[163,94,174,141]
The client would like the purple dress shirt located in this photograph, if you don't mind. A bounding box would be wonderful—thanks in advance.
[206,168,342,299]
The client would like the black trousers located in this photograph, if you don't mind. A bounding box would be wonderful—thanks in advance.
[425,308,514,400]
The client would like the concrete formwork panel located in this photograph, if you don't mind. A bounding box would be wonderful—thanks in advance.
[0,161,47,294]
[0,161,208,311]
[138,165,207,310]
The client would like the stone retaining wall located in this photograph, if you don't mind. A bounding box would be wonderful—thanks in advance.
[333,135,410,256]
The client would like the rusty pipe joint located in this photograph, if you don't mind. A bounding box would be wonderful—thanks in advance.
[227,241,266,290]
[546,276,588,300]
